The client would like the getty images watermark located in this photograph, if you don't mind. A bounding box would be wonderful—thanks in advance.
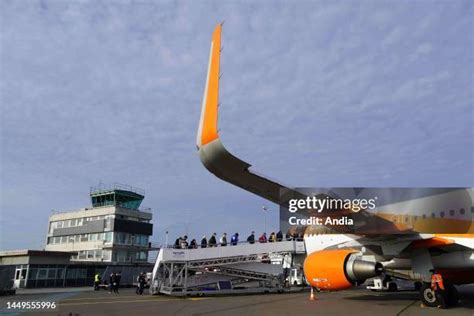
[279,187,473,235]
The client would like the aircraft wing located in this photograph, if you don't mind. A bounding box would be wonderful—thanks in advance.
[196,24,285,204]
[196,25,409,236]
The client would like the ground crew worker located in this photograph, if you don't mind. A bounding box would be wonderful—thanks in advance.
[94,273,101,291]
[431,270,447,309]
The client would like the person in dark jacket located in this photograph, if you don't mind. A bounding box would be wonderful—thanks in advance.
[230,233,239,245]
[189,239,197,249]
[247,231,255,244]
[174,237,181,249]
[136,272,146,295]
[201,236,208,248]
[115,273,121,294]
[139,273,146,295]
[276,231,283,242]
[109,273,115,293]
[110,272,119,294]
[209,233,217,247]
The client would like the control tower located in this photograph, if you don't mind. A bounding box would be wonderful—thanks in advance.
[90,183,145,210]
[46,183,152,265]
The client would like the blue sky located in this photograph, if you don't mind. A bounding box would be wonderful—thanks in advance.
[1,0,472,250]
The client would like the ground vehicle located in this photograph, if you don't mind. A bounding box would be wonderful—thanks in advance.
[286,268,304,286]
[366,277,420,292]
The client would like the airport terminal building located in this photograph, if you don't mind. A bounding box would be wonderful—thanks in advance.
[0,184,155,289]
[45,185,152,264]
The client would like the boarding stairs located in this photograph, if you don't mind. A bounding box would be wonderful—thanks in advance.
[150,240,305,296]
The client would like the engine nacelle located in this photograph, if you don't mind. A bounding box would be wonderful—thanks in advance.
[303,249,383,290]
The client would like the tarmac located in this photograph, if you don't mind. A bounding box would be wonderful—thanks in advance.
[0,285,473,316]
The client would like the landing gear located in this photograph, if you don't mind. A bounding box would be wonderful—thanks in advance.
[445,283,459,307]
[420,283,438,307]
[419,282,459,308]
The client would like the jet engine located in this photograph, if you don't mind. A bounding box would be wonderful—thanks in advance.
[303,249,383,290]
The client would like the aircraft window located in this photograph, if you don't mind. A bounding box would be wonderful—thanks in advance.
[449,209,455,216]
[431,213,435,218]
[460,208,465,215]
[440,211,445,218]
[471,207,474,213]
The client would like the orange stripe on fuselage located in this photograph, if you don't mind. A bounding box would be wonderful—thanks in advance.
[411,237,454,249]
[376,212,474,234]
[435,234,474,238]
[201,25,221,146]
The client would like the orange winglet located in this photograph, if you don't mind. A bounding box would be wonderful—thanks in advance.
[410,237,454,249]
[198,24,222,147]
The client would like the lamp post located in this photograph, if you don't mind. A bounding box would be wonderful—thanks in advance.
[262,206,269,233]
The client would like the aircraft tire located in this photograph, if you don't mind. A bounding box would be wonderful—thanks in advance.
[420,283,438,307]
[445,283,459,307]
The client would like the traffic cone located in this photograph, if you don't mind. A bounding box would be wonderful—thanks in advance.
[310,287,316,301]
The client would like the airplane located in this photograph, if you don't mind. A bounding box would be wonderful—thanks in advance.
[196,23,474,307]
